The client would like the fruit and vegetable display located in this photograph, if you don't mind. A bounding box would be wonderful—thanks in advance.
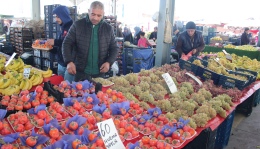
[32,39,53,50]
[210,36,223,41]
[0,54,257,148]
[234,45,258,51]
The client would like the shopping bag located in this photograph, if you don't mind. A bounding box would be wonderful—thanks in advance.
[164,14,172,44]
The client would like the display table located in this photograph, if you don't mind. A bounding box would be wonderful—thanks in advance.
[118,80,260,148]
[204,46,260,61]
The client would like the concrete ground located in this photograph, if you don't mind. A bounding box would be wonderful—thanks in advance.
[225,105,260,149]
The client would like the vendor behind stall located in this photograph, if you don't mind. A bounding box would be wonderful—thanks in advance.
[175,21,205,59]
[241,27,250,45]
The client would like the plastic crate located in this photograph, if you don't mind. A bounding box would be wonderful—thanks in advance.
[0,44,14,56]
[179,59,199,75]
[215,110,235,149]
[236,93,254,116]
[184,127,217,149]
[200,68,221,85]
[218,71,250,90]
[235,68,257,85]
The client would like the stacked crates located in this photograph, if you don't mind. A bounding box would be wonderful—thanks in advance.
[104,15,118,36]
[116,37,124,75]
[9,27,33,55]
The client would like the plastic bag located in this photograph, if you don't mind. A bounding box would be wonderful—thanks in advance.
[111,61,119,76]
[152,12,159,22]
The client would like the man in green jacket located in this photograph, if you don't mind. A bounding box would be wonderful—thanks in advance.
[62,1,119,81]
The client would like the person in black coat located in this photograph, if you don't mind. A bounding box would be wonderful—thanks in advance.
[149,26,157,41]
[241,27,250,45]
[122,27,133,43]
[176,21,205,58]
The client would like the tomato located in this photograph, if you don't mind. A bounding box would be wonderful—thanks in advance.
[15,103,23,111]
[157,134,165,140]
[23,102,32,110]
[15,124,25,132]
[118,128,126,136]
[172,131,180,140]
[163,128,171,136]
[26,136,37,147]
[183,125,191,132]
[76,83,83,90]
[172,139,181,146]
[0,121,3,130]
[37,110,47,119]
[2,95,10,101]
[149,138,158,146]
[60,81,68,88]
[1,144,14,149]
[125,124,134,132]
[1,127,11,135]
[77,126,84,135]
[88,133,97,141]
[87,115,96,124]
[165,137,173,144]
[142,127,151,135]
[102,111,111,119]
[25,121,34,130]
[49,127,59,139]
[96,138,104,147]
[72,139,81,149]
[10,98,17,103]
[20,94,29,102]
[156,140,165,148]
[1,99,9,106]
[47,96,55,103]
[36,119,44,127]
[73,101,81,110]
[19,115,29,124]
[86,96,93,103]
[35,86,43,93]
[142,136,150,144]
[124,132,132,140]
[183,131,192,139]
[69,121,79,131]
[61,111,69,119]
[40,98,48,105]
[119,120,127,128]
[32,100,40,107]
[37,128,45,135]
[116,92,123,98]
[42,90,49,96]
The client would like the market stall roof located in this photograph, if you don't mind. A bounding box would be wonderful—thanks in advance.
[0,15,14,19]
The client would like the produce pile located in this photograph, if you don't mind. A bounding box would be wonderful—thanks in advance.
[32,39,53,49]
[0,53,53,95]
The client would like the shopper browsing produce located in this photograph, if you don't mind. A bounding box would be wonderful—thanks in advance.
[62,1,119,82]
[46,5,74,82]
[149,26,158,41]
[175,21,205,60]
[123,27,134,43]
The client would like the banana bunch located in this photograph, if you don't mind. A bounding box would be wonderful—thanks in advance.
[41,68,53,78]
[0,55,6,63]
[0,78,11,89]
[19,78,32,90]
[29,73,43,86]
[0,84,20,96]
[6,58,24,71]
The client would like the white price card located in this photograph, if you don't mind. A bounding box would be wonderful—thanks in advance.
[222,49,232,60]
[162,73,178,94]
[185,72,203,86]
[97,118,125,149]
[5,53,16,67]
[23,68,31,79]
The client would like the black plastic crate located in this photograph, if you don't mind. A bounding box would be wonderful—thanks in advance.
[236,93,254,116]
[235,68,257,85]
[218,71,250,90]
[179,59,199,75]
[253,88,260,107]
[189,56,208,76]
[0,44,14,56]
[184,127,217,149]
[215,110,235,149]
[200,68,221,85]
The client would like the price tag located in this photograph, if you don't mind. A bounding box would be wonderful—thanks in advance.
[5,53,17,67]
[185,72,203,86]
[97,118,125,149]
[222,49,232,60]
[23,68,31,78]
[215,43,219,46]
[162,73,177,94]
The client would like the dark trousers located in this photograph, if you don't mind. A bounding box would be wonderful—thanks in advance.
[74,71,105,82]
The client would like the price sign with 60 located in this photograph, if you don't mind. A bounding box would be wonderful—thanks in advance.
[97,118,125,149]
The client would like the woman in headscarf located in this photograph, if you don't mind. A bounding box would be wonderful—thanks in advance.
[123,27,133,43]
[133,26,141,45]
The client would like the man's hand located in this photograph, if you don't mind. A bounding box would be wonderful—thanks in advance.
[192,49,197,54]
[100,62,110,73]
[67,62,76,75]
[46,39,55,46]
